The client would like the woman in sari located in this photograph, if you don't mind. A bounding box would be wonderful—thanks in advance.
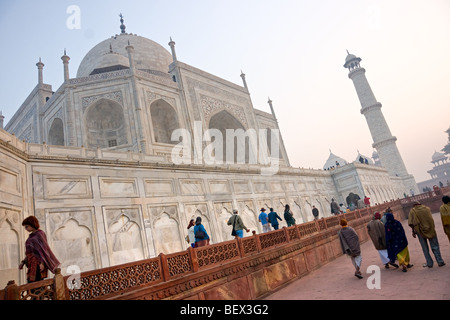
[384,213,413,272]
[19,216,60,283]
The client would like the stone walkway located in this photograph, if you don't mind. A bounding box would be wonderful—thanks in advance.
[265,212,450,300]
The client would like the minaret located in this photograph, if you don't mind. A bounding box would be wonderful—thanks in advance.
[240,70,248,90]
[344,51,418,194]
[61,49,70,82]
[0,111,4,129]
[36,57,44,85]
[168,37,177,62]
[267,97,290,167]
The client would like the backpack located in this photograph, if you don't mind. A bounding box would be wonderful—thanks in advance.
[195,226,206,240]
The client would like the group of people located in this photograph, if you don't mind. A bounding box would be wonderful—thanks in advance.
[331,197,371,216]
[258,205,297,232]
[18,195,450,284]
[185,205,298,248]
[338,197,450,279]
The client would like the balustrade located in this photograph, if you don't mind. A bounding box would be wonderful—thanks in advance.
[3,189,448,300]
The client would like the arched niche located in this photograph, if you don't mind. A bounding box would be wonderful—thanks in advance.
[85,99,128,149]
[53,219,95,272]
[150,99,180,145]
[154,213,182,254]
[265,127,282,159]
[48,118,64,146]
[108,215,144,266]
[0,218,20,280]
[240,206,258,236]
[209,110,252,164]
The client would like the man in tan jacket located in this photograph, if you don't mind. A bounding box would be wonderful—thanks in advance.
[408,202,446,268]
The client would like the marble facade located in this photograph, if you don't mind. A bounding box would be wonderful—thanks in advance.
[0,29,416,286]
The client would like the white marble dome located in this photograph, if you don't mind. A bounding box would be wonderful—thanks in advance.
[77,33,173,78]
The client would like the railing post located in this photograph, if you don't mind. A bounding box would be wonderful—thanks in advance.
[283,226,291,243]
[188,246,199,273]
[5,280,19,300]
[253,231,262,252]
[53,268,68,300]
[235,236,245,258]
[295,224,302,239]
[159,253,170,282]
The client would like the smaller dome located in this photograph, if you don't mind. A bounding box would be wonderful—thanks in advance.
[345,54,357,63]
[344,51,362,68]
[431,151,447,162]
[356,152,374,165]
[324,152,348,170]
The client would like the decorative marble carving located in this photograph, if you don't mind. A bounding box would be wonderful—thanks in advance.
[200,95,248,128]
[82,91,123,112]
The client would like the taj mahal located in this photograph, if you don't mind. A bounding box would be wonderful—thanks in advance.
[0,17,418,285]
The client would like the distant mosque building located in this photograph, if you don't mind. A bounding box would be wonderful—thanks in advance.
[418,128,450,191]
[0,17,418,285]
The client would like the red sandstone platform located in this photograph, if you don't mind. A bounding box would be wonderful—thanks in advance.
[265,212,450,300]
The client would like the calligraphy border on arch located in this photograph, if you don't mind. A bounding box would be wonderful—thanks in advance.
[146,91,176,107]
[200,94,248,128]
[82,91,123,112]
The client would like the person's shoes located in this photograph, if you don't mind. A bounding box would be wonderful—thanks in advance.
[354,272,363,279]
[385,263,390,269]
[389,262,399,268]
[438,262,446,267]
[423,263,433,268]
[407,264,414,268]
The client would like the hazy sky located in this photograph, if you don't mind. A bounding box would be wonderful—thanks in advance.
[0,0,449,182]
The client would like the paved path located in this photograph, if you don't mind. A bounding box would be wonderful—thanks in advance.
[265,212,450,300]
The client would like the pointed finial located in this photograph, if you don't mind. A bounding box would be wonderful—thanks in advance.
[64,48,67,56]
[346,49,350,55]
[119,13,126,34]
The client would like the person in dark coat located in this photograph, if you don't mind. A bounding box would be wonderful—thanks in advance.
[312,206,319,220]
[338,219,363,279]
[268,208,283,230]
[283,204,296,227]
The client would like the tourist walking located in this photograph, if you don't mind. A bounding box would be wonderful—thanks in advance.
[258,208,271,233]
[187,219,195,248]
[385,213,413,272]
[194,216,210,247]
[338,219,363,279]
[408,202,445,268]
[227,209,250,238]
[268,208,282,230]
[380,207,392,224]
[19,216,60,283]
[330,199,340,215]
[364,196,371,207]
[284,204,296,227]
[440,196,450,243]
[367,212,390,268]
[312,206,319,220]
